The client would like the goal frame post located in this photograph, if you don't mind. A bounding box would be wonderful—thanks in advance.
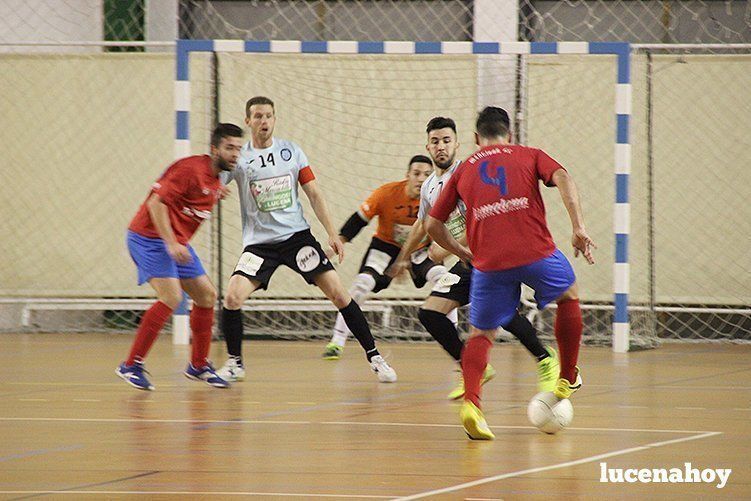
[174,39,632,352]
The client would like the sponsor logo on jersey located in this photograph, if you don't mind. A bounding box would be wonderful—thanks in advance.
[181,206,213,220]
[473,197,529,221]
[296,246,321,272]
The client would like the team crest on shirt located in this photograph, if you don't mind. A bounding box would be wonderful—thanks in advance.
[280,148,292,161]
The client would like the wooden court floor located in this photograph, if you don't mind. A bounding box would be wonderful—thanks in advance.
[0,333,749,500]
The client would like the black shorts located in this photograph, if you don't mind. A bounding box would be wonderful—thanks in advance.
[429,260,472,306]
[359,237,439,293]
[231,229,335,290]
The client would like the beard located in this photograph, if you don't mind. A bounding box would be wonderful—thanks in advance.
[218,157,235,171]
[434,156,454,170]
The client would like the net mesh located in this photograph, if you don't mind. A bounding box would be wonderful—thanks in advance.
[0,1,749,348]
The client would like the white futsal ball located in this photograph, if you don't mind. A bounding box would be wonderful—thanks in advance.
[527,391,574,434]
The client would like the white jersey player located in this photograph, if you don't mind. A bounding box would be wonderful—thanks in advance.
[216,96,397,384]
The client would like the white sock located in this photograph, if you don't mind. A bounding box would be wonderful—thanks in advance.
[331,313,349,346]
[447,307,459,329]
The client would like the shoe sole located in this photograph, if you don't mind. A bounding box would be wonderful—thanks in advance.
[461,415,495,440]
[322,355,341,360]
[183,372,230,388]
[116,369,153,391]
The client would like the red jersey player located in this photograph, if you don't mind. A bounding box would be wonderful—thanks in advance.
[426,107,595,439]
[117,123,243,391]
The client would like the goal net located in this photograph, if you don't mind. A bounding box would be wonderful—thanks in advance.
[1,41,748,351]
[182,41,636,347]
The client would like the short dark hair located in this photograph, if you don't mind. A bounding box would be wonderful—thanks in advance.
[476,106,510,139]
[245,96,275,117]
[408,154,433,169]
[210,123,243,147]
[426,116,457,135]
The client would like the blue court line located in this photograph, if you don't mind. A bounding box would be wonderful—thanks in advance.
[0,444,82,463]
[8,471,161,501]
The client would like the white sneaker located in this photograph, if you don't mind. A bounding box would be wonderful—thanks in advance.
[216,357,246,382]
[370,355,397,383]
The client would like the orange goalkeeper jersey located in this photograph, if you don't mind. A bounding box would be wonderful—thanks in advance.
[358,180,424,248]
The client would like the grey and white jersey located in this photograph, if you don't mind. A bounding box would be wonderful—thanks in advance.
[223,138,312,246]
[417,160,466,239]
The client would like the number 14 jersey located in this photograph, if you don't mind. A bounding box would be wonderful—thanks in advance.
[224,138,316,246]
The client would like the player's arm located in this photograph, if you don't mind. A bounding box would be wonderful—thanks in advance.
[424,175,472,263]
[339,187,379,244]
[323,210,369,259]
[338,212,369,244]
[384,219,428,278]
[428,233,467,263]
[145,193,191,264]
[301,178,345,263]
[551,168,596,264]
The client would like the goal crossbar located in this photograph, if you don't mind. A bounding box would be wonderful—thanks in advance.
[174,39,632,352]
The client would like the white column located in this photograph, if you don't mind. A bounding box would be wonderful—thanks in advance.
[146,0,177,52]
[473,0,519,118]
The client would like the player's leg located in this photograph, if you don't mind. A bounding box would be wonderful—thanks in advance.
[325,271,380,358]
[180,270,229,388]
[314,270,397,382]
[419,262,495,398]
[460,268,520,440]
[501,312,559,393]
[325,239,395,359]
[280,230,395,382]
[117,276,183,391]
[459,326,496,440]
[552,282,583,398]
[118,232,184,390]
[217,246,274,381]
[523,249,581,399]
[420,262,469,363]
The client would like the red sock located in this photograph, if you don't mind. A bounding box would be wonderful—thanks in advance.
[555,299,583,382]
[126,301,173,365]
[190,305,214,367]
[461,336,492,408]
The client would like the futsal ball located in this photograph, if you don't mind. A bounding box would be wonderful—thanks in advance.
[527,391,574,434]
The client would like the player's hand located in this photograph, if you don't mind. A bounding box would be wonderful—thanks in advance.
[218,185,231,200]
[167,242,192,264]
[386,259,410,279]
[572,228,596,264]
[328,236,345,264]
[456,245,473,265]
[324,236,344,260]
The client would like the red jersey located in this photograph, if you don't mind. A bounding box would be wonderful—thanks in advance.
[429,144,564,272]
[129,155,222,245]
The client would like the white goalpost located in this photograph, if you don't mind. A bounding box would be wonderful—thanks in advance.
[174,39,635,351]
[1,39,748,353]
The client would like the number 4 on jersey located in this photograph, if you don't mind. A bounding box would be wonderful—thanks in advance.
[479,161,508,195]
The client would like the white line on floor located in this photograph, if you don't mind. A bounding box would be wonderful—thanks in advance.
[394,431,722,500]
[0,491,392,498]
[0,417,714,435]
